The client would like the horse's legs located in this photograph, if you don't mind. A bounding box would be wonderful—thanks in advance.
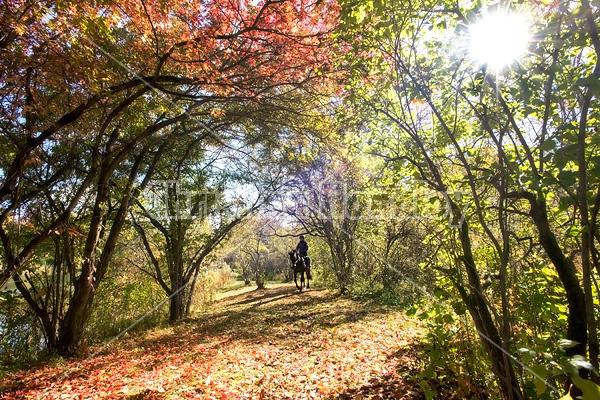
[306,270,310,289]
[300,271,305,291]
[294,271,300,290]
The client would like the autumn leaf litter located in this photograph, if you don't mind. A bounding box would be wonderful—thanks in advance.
[1,285,424,399]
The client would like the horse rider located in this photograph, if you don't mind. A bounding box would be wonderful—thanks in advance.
[296,235,311,278]
[296,235,308,258]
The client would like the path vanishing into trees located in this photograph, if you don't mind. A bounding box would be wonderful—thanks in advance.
[1,285,426,399]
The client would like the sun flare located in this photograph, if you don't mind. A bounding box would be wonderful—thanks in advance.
[468,11,531,71]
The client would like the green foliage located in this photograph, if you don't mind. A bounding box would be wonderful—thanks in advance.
[570,375,600,400]
[0,288,45,367]
[335,0,600,397]
[88,272,167,342]
[187,263,235,311]
[517,342,600,400]
[223,216,293,290]
[513,262,568,346]
[309,237,339,290]
[407,300,495,399]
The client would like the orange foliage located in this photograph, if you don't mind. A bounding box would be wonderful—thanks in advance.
[1,0,340,122]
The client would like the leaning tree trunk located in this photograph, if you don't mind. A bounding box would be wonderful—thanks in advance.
[528,197,588,359]
[454,209,523,400]
[56,172,109,356]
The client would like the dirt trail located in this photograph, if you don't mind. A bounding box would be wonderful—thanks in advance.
[1,285,423,399]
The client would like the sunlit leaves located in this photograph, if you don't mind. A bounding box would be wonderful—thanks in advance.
[336,0,600,396]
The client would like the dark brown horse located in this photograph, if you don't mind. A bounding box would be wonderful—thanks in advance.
[289,250,311,291]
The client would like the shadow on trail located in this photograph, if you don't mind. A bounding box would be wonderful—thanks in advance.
[135,285,377,350]
[200,287,370,335]
[223,286,295,308]
[328,373,425,400]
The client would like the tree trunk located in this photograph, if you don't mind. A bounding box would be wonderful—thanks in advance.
[578,87,599,375]
[169,289,186,322]
[56,278,95,355]
[56,175,108,355]
[325,232,353,295]
[256,274,266,290]
[168,231,187,321]
[168,267,187,322]
[455,213,523,400]
[463,290,522,400]
[56,150,151,355]
[185,269,200,316]
[529,197,588,358]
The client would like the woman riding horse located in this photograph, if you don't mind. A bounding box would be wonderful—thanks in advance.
[296,235,311,280]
